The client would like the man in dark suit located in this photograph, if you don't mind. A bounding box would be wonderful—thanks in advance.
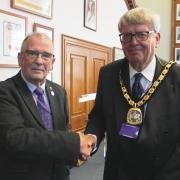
[85,7,180,180]
[0,32,94,180]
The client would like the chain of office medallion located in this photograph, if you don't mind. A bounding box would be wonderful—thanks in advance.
[120,61,174,108]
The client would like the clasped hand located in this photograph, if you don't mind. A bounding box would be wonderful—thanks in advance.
[78,132,96,161]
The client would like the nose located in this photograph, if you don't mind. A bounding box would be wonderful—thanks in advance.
[130,35,139,44]
[34,54,44,64]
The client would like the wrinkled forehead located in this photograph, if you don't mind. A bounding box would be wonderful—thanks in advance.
[121,22,153,32]
[22,34,54,52]
[120,18,153,32]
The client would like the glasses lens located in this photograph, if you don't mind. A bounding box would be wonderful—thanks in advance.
[136,32,149,41]
[41,52,53,59]
[23,50,54,61]
[120,31,153,43]
[120,33,132,42]
[25,50,38,59]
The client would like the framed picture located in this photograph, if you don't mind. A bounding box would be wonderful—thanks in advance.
[113,47,124,61]
[33,23,54,43]
[0,9,27,67]
[124,0,137,10]
[176,26,180,43]
[11,0,53,19]
[175,48,180,64]
[176,4,180,21]
[84,0,97,31]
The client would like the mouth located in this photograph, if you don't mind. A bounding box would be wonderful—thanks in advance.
[128,48,142,55]
[31,68,44,73]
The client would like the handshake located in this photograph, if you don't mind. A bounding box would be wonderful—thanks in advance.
[77,132,96,161]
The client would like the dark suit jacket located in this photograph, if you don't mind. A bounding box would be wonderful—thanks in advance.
[85,56,180,180]
[0,72,80,180]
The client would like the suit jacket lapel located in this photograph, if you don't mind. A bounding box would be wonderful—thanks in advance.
[45,82,65,130]
[14,73,46,128]
[153,56,164,81]
[113,59,130,132]
[145,57,167,118]
[45,83,58,129]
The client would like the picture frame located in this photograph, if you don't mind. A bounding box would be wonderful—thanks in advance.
[113,47,124,61]
[11,0,53,19]
[176,4,180,21]
[124,0,137,10]
[0,9,27,67]
[175,48,180,64]
[84,0,97,31]
[33,23,54,43]
[176,26,180,43]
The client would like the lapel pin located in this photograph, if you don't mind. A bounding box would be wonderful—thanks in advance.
[51,91,55,96]
[50,86,55,96]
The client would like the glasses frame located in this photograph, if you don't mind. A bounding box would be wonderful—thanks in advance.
[22,50,55,61]
[119,31,154,43]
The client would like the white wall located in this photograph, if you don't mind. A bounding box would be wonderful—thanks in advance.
[0,0,127,84]
[135,0,171,61]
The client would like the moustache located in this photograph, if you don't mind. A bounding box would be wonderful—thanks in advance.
[30,64,45,71]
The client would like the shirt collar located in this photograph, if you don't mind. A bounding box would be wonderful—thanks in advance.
[129,56,156,82]
[20,71,46,93]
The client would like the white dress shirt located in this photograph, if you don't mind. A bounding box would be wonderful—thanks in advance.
[129,56,156,94]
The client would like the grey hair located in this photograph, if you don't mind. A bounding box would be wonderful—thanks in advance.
[118,7,161,33]
[20,32,53,52]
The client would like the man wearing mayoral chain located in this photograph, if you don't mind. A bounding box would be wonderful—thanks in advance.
[84,7,180,180]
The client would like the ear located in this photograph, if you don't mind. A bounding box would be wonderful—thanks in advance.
[18,52,23,67]
[155,32,161,48]
[49,58,55,71]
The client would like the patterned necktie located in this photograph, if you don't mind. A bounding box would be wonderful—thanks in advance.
[34,87,53,131]
[132,73,144,101]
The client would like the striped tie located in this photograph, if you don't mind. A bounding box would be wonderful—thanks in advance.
[34,87,53,130]
[132,73,144,101]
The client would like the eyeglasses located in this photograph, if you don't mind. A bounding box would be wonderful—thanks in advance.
[119,31,154,43]
[22,50,54,61]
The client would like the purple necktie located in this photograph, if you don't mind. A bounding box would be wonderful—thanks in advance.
[34,87,53,130]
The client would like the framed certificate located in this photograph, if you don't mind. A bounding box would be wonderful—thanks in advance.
[0,9,27,67]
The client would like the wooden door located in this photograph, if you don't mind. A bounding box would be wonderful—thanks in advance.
[62,34,112,132]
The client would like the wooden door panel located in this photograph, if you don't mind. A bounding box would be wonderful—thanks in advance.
[70,54,88,131]
[88,54,107,113]
[65,45,90,131]
[90,50,108,91]
[93,58,105,91]
[62,35,112,132]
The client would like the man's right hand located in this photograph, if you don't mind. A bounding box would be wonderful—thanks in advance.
[77,132,96,161]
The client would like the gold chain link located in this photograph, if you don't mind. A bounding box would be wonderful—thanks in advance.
[120,61,174,108]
